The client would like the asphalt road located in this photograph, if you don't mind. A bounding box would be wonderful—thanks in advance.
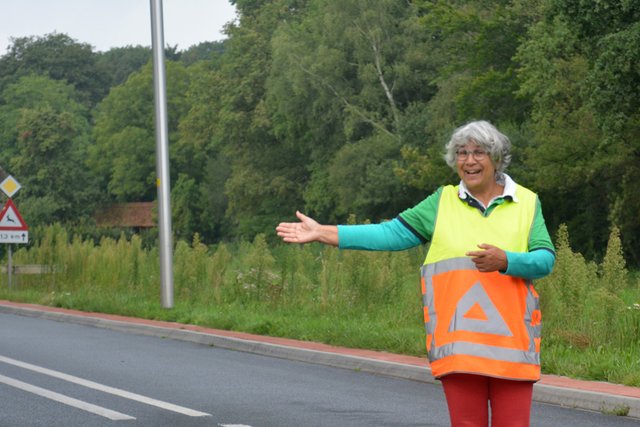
[1,312,638,426]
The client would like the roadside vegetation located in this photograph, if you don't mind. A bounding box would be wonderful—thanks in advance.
[2,222,639,387]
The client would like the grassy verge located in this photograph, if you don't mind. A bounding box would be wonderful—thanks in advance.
[1,222,639,386]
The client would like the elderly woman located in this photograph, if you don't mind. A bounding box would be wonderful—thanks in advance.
[276,120,555,427]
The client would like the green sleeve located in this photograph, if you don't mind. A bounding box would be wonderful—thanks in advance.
[503,249,555,279]
[397,187,442,243]
[529,197,555,254]
[337,219,423,251]
[500,196,556,279]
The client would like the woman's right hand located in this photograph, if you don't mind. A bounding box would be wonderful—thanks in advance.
[276,211,338,246]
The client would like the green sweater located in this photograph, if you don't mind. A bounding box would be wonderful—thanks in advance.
[338,185,555,280]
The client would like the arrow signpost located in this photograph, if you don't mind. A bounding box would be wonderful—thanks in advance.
[0,176,28,288]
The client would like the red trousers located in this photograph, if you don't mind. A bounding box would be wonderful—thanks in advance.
[440,373,534,427]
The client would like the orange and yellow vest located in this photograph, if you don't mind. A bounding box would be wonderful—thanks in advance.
[421,185,542,381]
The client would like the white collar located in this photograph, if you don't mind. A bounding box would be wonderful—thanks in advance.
[458,173,519,207]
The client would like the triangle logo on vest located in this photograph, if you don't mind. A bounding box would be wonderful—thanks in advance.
[447,281,513,337]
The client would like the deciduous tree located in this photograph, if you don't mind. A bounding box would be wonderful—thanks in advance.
[90,61,191,202]
[0,33,110,110]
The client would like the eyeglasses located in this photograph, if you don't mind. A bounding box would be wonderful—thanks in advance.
[456,148,488,162]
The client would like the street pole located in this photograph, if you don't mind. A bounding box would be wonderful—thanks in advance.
[150,0,174,309]
[7,244,11,290]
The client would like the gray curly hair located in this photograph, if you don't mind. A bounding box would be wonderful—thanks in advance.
[444,120,512,174]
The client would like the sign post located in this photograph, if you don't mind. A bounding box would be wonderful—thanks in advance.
[7,244,10,290]
[0,176,28,289]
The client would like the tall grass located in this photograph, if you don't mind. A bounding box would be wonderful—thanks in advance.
[1,223,639,385]
[536,225,640,385]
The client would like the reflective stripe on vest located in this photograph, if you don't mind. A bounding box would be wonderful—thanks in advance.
[421,185,542,381]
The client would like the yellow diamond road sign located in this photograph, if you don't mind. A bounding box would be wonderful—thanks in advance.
[0,176,21,198]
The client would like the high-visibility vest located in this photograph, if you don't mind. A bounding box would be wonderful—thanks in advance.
[421,185,542,381]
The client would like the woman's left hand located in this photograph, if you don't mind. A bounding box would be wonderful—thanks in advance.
[466,244,508,273]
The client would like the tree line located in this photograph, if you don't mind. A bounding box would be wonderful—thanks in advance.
[0,0,638,266]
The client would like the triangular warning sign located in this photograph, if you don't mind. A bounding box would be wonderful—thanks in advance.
[448,281,512,336]
[0,199,28,231]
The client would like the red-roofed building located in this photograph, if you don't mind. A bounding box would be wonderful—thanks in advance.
[94,202,156,232]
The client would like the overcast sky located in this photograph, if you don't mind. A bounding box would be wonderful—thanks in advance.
[0,0,237,53]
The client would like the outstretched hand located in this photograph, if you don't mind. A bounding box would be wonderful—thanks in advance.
[276,211,329,244]
[466,244,508,273]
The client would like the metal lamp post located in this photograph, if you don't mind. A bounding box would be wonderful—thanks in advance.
[150,0,174,309]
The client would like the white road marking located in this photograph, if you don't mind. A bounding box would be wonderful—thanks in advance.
[0,355,211,417]
[0,373,135,420]
[219,425,254,427]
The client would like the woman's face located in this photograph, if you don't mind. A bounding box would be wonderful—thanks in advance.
[456,141,498,193]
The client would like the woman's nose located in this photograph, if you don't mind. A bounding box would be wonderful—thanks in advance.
[465,154,478,165]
